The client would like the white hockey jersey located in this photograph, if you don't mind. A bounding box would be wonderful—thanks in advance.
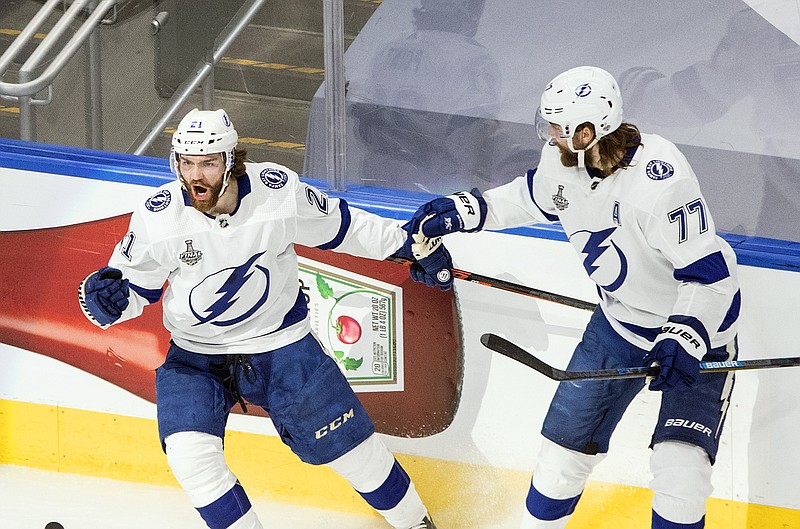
[107,162,406,355]
[482,133,739,354]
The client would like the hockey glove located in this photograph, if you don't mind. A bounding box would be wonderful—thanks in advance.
[79,266,130,327]
[409,244,454,291]
[396,222,454,291]
[644,339,700,392]
[409,188,487,239]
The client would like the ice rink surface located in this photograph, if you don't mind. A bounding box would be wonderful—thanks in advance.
[0,465,391,529]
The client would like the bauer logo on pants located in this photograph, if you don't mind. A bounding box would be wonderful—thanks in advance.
[664,418,712,437]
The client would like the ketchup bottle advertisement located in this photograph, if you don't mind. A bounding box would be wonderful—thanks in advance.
[0,211,462,437]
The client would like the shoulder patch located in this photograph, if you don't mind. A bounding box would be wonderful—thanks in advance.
[260,168,289,189]
[145,190,172,212]
[646,159,675,180]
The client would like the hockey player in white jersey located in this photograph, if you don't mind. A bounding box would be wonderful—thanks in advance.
[405,67,740,529]
[77,108,446,529]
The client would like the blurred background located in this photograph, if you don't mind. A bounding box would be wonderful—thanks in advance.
[1,0,798,243]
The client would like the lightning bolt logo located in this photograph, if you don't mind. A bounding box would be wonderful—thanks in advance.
[572,227,628,292]
[190,252,271,326]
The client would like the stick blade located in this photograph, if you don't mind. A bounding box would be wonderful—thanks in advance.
[480,333,564,380]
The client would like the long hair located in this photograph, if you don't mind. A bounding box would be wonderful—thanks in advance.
[595,123,641,173]
[231,147,249,179]
[559,122,642,175]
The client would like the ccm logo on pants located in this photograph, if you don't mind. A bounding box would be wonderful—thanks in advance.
[315,408,355,439]
[664,418,712,437]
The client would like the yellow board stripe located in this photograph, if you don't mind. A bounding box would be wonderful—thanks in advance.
[1,399,797,527]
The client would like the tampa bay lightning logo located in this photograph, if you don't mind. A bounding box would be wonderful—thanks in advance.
[646,160,675,180]
[570,227,628,292]
[145,190,171,212]
[575,83,592,97]
[189,252,270,326]
[221,112,232,127]
[260,168,289,189]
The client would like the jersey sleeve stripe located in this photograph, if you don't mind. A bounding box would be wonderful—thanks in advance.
[130,283,163,304]
[618,319,660,343]
[316,199,351,250]
[526,169,559,222]
[673,251,730,285]
[717,289,741,333]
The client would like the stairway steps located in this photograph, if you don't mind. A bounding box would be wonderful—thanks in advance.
[252,0,379,37]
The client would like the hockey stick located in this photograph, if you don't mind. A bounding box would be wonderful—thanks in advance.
[480,332,800,381]
[387,256,597,311]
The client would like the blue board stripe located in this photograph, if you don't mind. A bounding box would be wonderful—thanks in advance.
[2,138,797,272]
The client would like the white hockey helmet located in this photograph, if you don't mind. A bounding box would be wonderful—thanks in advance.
[171,108,239,178]
[537,66,623,163]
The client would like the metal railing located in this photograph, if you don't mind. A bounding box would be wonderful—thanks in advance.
[131,0,266,156]
[0,0,118,149]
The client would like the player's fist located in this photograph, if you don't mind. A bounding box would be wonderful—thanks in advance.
[644,339,699,392]
[410,188,487,239]
[409,244,453,291]
[79,266,130,327]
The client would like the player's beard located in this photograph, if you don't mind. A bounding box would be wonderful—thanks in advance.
[556,143,578,167]
[181,175,224,213]
[557,143,580,168]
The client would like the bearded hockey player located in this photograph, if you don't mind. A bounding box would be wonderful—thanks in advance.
[405,66,740,529]
[78,108,445,529]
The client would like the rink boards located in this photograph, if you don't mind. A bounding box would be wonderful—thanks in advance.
[1,141,800,528]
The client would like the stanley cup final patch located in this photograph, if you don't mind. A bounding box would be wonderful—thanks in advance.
[552,184,569,210]
[179,239,203,265]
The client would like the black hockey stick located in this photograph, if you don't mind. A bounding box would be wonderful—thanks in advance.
[480,333,800,381]
[387,256,597,311]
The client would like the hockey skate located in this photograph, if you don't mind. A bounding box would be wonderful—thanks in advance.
[408,515,437,529]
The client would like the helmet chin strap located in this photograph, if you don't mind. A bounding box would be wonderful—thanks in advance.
[218,171,231,199]
[567,137,599,169]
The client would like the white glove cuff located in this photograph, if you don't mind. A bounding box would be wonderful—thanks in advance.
[654,322,707,360]
[446,191,482,231]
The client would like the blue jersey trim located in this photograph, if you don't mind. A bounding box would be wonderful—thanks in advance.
[1,139,797,273]
[619,320,661,343]
[718,290,741,333]
[130,283,163,304]
[269,289,309,334]
[526,168,560,222]
[673,251,730,285]
[316,199,351,251]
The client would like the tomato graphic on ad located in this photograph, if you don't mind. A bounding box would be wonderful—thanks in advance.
[335,315,362,344]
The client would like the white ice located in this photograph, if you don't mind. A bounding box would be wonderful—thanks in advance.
[0,465,386,529]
